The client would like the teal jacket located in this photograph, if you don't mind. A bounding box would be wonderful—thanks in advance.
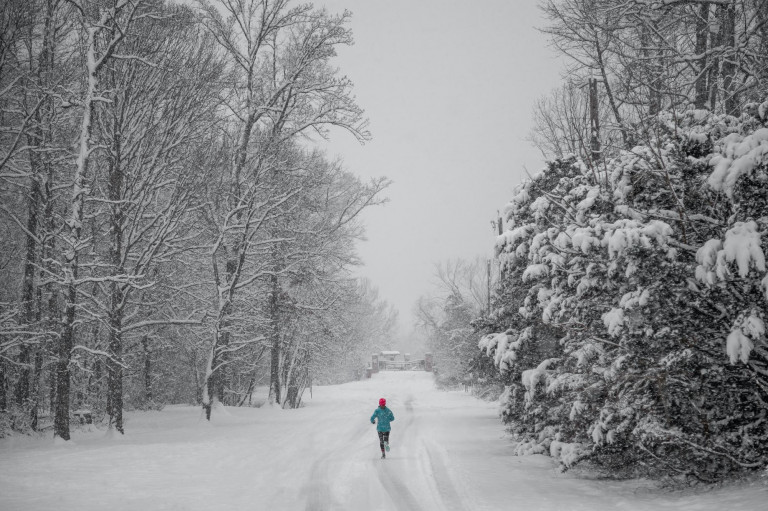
[370,406,395,432]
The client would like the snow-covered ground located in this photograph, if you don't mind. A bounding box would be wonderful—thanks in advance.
[0,371,765,510]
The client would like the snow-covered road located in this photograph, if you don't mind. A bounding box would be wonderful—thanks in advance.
[0,371,764,510]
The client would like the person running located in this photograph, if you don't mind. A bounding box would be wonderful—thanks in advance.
[370,398,395,459]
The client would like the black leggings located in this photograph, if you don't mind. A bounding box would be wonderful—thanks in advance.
[377,431,390,451]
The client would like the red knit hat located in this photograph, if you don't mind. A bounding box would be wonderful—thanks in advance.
[379,398,386,407]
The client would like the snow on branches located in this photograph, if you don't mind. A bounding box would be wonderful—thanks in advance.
[696,221,766,282]
[709,129,768,198]
[483,104,768,479]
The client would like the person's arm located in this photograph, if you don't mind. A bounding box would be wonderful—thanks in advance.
[371,409,377,424]
[389,409,394,422]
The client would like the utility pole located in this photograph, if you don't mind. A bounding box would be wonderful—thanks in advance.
[486,259,491,316]
[495,210,505,283]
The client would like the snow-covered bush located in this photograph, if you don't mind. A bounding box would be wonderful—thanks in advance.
[482,106,768,481]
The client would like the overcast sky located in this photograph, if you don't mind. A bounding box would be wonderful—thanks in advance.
[315,1,564,330]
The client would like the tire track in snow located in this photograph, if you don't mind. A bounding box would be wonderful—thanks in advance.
[411,389,470,511]
[304,464,331,511]
[376,461,423,511]
[424,442,470,511]
[397,391,469,511]
[304,418,369,511]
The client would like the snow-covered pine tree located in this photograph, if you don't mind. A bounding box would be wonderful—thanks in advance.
[484,103,768,480]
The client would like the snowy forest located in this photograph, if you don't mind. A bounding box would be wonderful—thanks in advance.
[3,0,768,500]
[0,0,397,441]
[419,0,768,483]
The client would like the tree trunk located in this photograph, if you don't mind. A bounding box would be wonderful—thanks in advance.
[694,3,710,109]
[708,5,724,110]
[641,22,663,117]
[106,86,124,434]
[14,348,31,409]
[56,19,101,441]
[26,0,58,431]
[757,4,768,88]
[106,306,124,433]
[0,365,7,412]
[203,292,232,419]
[588,77,601,164]
[283,349,309,409]
[15,0,55,411]
[203,295,230,419]
[218,255,237,406]
[15,169,40,408]
[54,285,75,440]
[202,344,215,420]
[142,336,152,403]
[216,329,228,405]
[280,341,296,407]
[649,52,663,116]
[268,273,281,405]
[48,362,56,419]
[30,350,43,430]
[41,100,59,428]
[30,249,45,430]
[720,2,738,115]
[205,227,245,418]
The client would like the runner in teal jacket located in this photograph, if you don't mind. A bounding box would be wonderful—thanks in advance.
[371,398,394,458]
